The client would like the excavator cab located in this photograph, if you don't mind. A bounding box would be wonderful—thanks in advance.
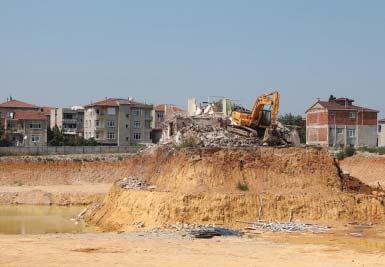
[228,91,292,146]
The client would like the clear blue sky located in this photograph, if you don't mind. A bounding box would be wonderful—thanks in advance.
[1,0,384,117]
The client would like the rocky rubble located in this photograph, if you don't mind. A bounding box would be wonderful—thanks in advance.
[117,176,156,190]
[175,124,262,148]
[245,221,331,233]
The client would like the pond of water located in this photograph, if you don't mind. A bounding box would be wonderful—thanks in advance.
[0,205,95,235]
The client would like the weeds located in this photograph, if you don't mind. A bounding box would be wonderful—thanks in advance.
[237,181,249,191]
[178,137,198,148]
[336,146,356,160]
[357,146,385,155]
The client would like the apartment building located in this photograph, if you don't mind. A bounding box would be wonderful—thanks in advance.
[0,98,48,146]
[306,97,378,147]
[51,107,84,136]
[84,98,153,145]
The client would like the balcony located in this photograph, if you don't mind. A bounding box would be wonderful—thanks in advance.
[63,128,77,135]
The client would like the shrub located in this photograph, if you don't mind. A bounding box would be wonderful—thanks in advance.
[344,146,356,157]
[237,181,249,191]
[178,137,198,148]
[336,151,346,160]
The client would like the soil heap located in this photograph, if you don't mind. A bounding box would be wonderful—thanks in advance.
[86,146,385,231]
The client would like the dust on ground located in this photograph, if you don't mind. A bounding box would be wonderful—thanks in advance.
[1,225,385,267]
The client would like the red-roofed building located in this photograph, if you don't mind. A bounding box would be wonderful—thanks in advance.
[0,97,48,146]
[1,110,48,146]
[152,104,186,129]
[84,98,153,145]
[151,104,186,143]
[306,96,379,147]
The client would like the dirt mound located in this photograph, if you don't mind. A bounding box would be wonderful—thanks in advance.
[86,147,385,231]
[340,154,385,187]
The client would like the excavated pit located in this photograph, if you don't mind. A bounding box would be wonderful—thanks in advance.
[86,147,385,231]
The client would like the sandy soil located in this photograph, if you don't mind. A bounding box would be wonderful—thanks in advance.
[341,154,385,186]
[0,184,110,205]
[1,230,385,267]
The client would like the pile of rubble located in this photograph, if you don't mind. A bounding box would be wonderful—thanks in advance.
[165,223,241,238]
[175,124,262,148]
[245,221,331,233]
[117,176,156,190]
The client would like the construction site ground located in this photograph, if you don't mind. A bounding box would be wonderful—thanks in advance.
[1,150,385,266]
[1,225,385,267]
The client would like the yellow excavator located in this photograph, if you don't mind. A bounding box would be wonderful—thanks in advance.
[228,91,295,145]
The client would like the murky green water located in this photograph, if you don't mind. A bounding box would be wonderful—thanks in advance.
[0,205,95,235]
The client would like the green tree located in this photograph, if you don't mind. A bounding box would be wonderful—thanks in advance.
[48,126,65,146]
[48,126,98,146]
[278,113,306,143]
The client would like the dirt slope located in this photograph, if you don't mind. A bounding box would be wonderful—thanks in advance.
[341,154,385,186]
[0,156,133,186]
[86,147,385,231]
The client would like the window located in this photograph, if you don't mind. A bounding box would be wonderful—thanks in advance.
[96,132,100,139]
[337,128,343,134]
[29,123,41,129]
[107,120,115,127]
[133,133,141,140]
[107,107,116,115]
[7,122,16,129]
[96,120,100,127]
[348,129,356,138]
[96,109,100,115]
[107,132,115,140]
[126,124,129,128]
[145,110,152,119]
[31,135,41,143]
[133,121,141,128]
[63,113,73,119]
[126,114,129,118]
[379,125,382,133]
[132,109,141,116]
[126,137,129,141]
[349,112,356,119]
[157,112,164,119]
[145,120,151,129]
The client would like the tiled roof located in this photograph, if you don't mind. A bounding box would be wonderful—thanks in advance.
[307,99,378,113]
[41,107,54,116]
[155,104,185,113]
[84,98,145,108]
[14,110,47,120]
[0,99,39,109]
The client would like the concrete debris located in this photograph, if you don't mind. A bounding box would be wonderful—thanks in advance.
[164,223,241,238]
[176,124,262,148]
[245,221,331,233]
[118,176,156,190]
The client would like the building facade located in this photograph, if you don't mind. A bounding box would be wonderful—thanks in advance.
[0,98,48,146]
[378,119,385,147]
[306,97,378,147]
[84,98,153,145]
[51,107,84,136]
[151,104,186,143]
